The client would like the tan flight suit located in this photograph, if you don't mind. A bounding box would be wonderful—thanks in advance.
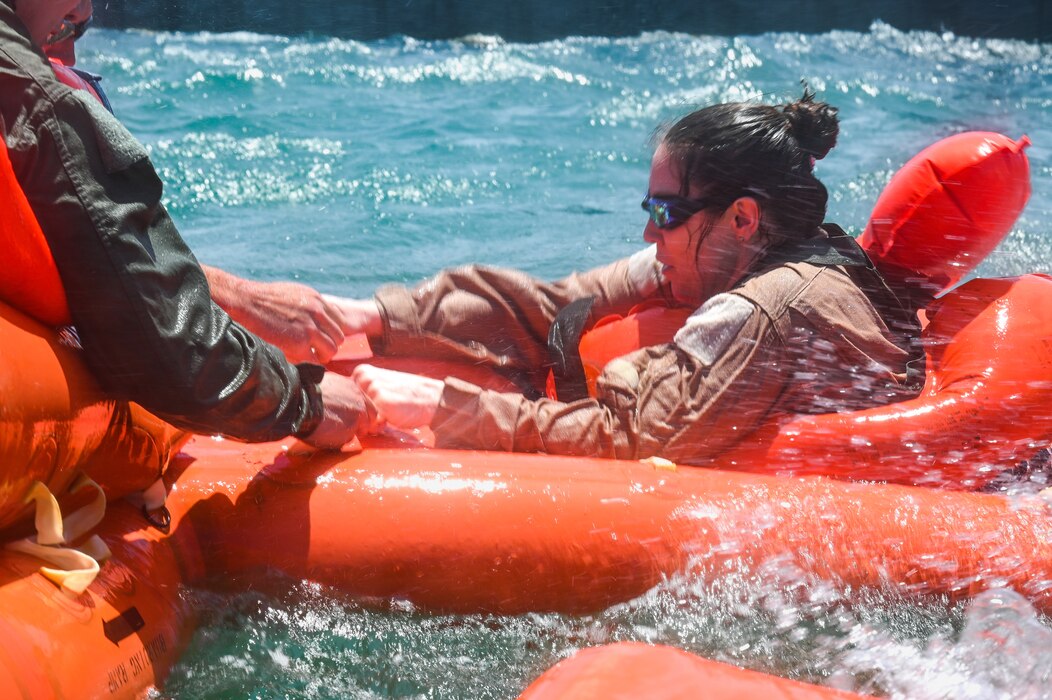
[372,232,922,464]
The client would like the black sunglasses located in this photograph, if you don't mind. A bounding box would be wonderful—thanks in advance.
[640,195,710,230]
[43,16,93,47]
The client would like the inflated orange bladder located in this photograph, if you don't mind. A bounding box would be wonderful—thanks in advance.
[0,297,186,531]
[859,131,1031,299]
[518,642,870,700]
[579,300,694,398]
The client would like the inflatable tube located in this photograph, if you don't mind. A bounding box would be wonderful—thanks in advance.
[518,643,869,699]
[0,298,186,531]
[577,301,695,398]
[859,132,1031,302]
[3,423,1051,694]
[160,433,1052,617]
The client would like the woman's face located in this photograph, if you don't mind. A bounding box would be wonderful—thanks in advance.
[642,143,743,306]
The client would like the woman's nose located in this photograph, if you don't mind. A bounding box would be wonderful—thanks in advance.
[642,220,661,244]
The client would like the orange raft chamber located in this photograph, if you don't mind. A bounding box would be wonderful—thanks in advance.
[518,643,872,700]
[0,128,1048,699]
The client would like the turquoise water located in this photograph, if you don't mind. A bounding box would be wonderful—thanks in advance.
[75,22,1052,699]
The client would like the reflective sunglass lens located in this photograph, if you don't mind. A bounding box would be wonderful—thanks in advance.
[642,199,673,228]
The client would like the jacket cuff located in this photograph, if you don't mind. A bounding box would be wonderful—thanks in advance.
[292,362,325,438]
[373,284,423,355]
[430,377,484,447]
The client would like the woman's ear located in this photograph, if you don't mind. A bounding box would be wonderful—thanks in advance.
[730,197,762,242]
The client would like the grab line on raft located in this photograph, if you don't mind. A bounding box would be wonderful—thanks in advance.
[3,474,112,595]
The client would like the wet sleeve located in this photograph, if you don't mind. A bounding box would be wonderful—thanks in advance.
[373,247,668,379]
[2,61,320,441]
[430,297,788,464]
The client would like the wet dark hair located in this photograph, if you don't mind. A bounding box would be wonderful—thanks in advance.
[662,89,839,240]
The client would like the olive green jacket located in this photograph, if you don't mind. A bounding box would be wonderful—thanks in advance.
[0,4,321,441]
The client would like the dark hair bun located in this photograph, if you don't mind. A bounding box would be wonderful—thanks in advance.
[782,89,839,161]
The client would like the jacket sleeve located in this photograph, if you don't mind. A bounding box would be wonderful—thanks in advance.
[429,300,790,464]
[0,28,320,442]
[374,247,668,390]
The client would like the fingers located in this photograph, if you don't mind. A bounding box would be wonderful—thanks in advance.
[349,365,388,433]
[350,363,382,395]
[306,332,339,364]
[360,390,384,434]
[283,295,346,365]
[349,365,443,431]
[310,296,346,359]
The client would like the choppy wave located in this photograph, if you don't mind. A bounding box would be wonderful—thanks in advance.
[166,563,1052,699]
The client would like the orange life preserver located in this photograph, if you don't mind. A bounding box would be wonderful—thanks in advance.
[0,56,122,328]
[859,131,1032,299]
[576,300,694,398]
[0,133,71,326]
[49,58,106,105]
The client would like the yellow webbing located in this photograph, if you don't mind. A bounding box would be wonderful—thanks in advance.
[4,475,110,596]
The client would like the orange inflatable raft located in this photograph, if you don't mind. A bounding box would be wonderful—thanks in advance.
[5,399,1052,697]
[518,642,871,700]
[0,127,1047,699]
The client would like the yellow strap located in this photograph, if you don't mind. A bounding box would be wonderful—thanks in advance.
[62,473,107,543]
[4,476,109,595]
[23,481,63,546]
[5,538,100,595]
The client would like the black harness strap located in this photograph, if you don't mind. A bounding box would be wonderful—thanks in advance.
[546,296,596,402]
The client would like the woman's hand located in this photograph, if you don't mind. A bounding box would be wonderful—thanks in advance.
[299,372,376,449]
[351,364,444,432]
[322,294,383,338]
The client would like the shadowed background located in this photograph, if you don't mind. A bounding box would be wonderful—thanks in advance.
[94,0,1051,42]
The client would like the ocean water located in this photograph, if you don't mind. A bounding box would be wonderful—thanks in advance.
[73,22,1052,699]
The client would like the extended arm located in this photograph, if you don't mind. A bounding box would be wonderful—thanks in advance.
[356,295,789,464]
[332,247,668,393]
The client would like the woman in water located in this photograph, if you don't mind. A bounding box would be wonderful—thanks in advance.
[335,90,922,463]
